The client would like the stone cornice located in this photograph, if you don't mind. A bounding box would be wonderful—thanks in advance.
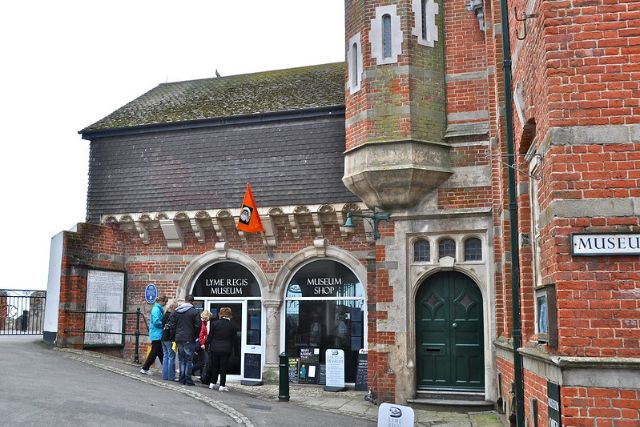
[101,202,367,250]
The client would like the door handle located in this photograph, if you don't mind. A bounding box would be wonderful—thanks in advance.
[452,323,457,328]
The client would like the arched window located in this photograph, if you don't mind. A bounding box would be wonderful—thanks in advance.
[438,238,456,259]
[382,14,392,58]
[351,42,359,87]
[464,238,482,261]
[284,260,365,383]
[414,239,430,262]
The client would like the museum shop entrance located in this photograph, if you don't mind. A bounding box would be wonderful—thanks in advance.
[191,261,264,385]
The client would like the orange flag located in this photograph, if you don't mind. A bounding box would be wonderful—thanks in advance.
[237,183,265,233]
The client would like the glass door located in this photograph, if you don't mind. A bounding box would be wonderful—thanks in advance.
[208,302,243,376]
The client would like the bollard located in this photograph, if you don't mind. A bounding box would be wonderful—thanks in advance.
[134,308,141,364]
[278,352,290,402]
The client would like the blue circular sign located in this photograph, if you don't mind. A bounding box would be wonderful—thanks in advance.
[145,283,158,304]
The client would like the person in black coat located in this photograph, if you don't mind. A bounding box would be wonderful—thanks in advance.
[169,295,201,386]
[205,306,238,392]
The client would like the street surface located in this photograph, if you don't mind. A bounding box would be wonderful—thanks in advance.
[0,336,374,426]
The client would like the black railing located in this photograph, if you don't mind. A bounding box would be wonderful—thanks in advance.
[0,290,47,335]
[63,308,149,363]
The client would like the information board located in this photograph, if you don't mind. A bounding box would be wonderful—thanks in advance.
[324,349,346,392]
[355,350,368,391]
[243,353,261,380]
[84,270,125,345]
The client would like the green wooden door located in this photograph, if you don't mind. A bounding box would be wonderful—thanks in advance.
[416,271,484,390]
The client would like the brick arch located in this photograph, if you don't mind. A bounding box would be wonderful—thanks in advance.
[272,245,367,300]
[176,246,269,300]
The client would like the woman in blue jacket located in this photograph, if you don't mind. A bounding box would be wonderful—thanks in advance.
[140,295,168,374]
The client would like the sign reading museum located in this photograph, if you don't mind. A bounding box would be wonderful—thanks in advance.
[572,233,640,256]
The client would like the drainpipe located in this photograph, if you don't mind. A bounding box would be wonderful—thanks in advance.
[498,0,525,425]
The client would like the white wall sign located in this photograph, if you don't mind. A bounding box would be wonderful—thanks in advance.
[377,403,415,427]
[324,349,346,391]
[572,233,640,256]
[84,269,125,345]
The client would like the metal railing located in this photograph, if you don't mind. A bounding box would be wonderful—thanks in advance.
[63,308,149,363]
[0,290,47,335]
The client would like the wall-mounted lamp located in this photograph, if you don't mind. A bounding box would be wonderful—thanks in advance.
[342,209,391,240]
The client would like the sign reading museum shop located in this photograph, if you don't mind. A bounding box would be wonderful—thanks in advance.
[286,260,363,298]
[192,262,261,298]
[572,233,640,256]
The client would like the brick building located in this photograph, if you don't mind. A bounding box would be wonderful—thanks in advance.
[45,0,639,425]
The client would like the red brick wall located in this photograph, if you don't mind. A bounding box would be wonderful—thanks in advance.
[57,223,125,349]
[562,387,640,426]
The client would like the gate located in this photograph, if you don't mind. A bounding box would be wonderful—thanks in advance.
[0,289,47,335]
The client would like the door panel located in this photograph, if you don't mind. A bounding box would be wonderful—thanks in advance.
[416,272,484,390]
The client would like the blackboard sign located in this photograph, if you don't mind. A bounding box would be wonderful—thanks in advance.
[318,364,326,385]
[243,353,261,380]
[288,357,299,384]
[355,350,368,391]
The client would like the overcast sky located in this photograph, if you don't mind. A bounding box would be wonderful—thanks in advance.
[0,1,344,291]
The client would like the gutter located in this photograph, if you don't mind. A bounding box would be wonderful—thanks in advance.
[498,0,525,425]
[79,105,345,140]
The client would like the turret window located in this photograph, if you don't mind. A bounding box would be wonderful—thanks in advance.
[383,14,392,58]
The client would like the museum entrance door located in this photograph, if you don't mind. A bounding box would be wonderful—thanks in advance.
[416,271,484,390]
[208,302,242,375]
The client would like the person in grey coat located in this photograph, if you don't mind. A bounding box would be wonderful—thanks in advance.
[169,295,201,386]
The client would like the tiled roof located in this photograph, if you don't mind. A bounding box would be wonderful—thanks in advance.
[82,62,345,133]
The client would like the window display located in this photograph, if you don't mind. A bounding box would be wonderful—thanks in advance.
[284,260,365,383]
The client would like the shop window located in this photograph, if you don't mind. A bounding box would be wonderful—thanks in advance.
[438,238,456,259]
[464,238,482,261]
[414,239,430,262]
[284,260,365,383]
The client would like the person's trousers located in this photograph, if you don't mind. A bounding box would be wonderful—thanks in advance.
[209,351,231,387]
[161,341,175,380]
[141,339,163,370]
[177,341,196,385]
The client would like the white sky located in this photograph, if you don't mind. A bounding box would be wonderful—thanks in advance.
[0,1,345,291]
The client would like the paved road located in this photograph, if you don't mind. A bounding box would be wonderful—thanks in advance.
[0,336,374,426]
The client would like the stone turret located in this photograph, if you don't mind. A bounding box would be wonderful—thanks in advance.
[343,0,451,210]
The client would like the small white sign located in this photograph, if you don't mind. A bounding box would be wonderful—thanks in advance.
[572,233,640,256]
[377,403,415,427]
[324,349,345,391]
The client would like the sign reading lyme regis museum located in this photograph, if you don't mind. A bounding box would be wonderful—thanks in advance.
[192,262,261,298]
[572,233,640,256]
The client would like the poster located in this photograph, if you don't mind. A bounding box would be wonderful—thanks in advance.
[288,357,299,384]
[84,270,125,345]
[324,349,346,391]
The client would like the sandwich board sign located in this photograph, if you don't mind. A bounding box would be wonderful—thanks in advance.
[377,403,414,427]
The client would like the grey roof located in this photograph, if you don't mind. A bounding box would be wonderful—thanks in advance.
[82,62,345,133]
[86,115,358,222]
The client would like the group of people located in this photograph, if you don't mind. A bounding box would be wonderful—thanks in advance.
[139,294,237,392]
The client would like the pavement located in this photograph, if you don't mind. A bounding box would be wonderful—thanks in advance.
[49,343,506,427]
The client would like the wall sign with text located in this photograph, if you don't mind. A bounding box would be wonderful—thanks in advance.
[192,262,261,297]
[572,233,640,256]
